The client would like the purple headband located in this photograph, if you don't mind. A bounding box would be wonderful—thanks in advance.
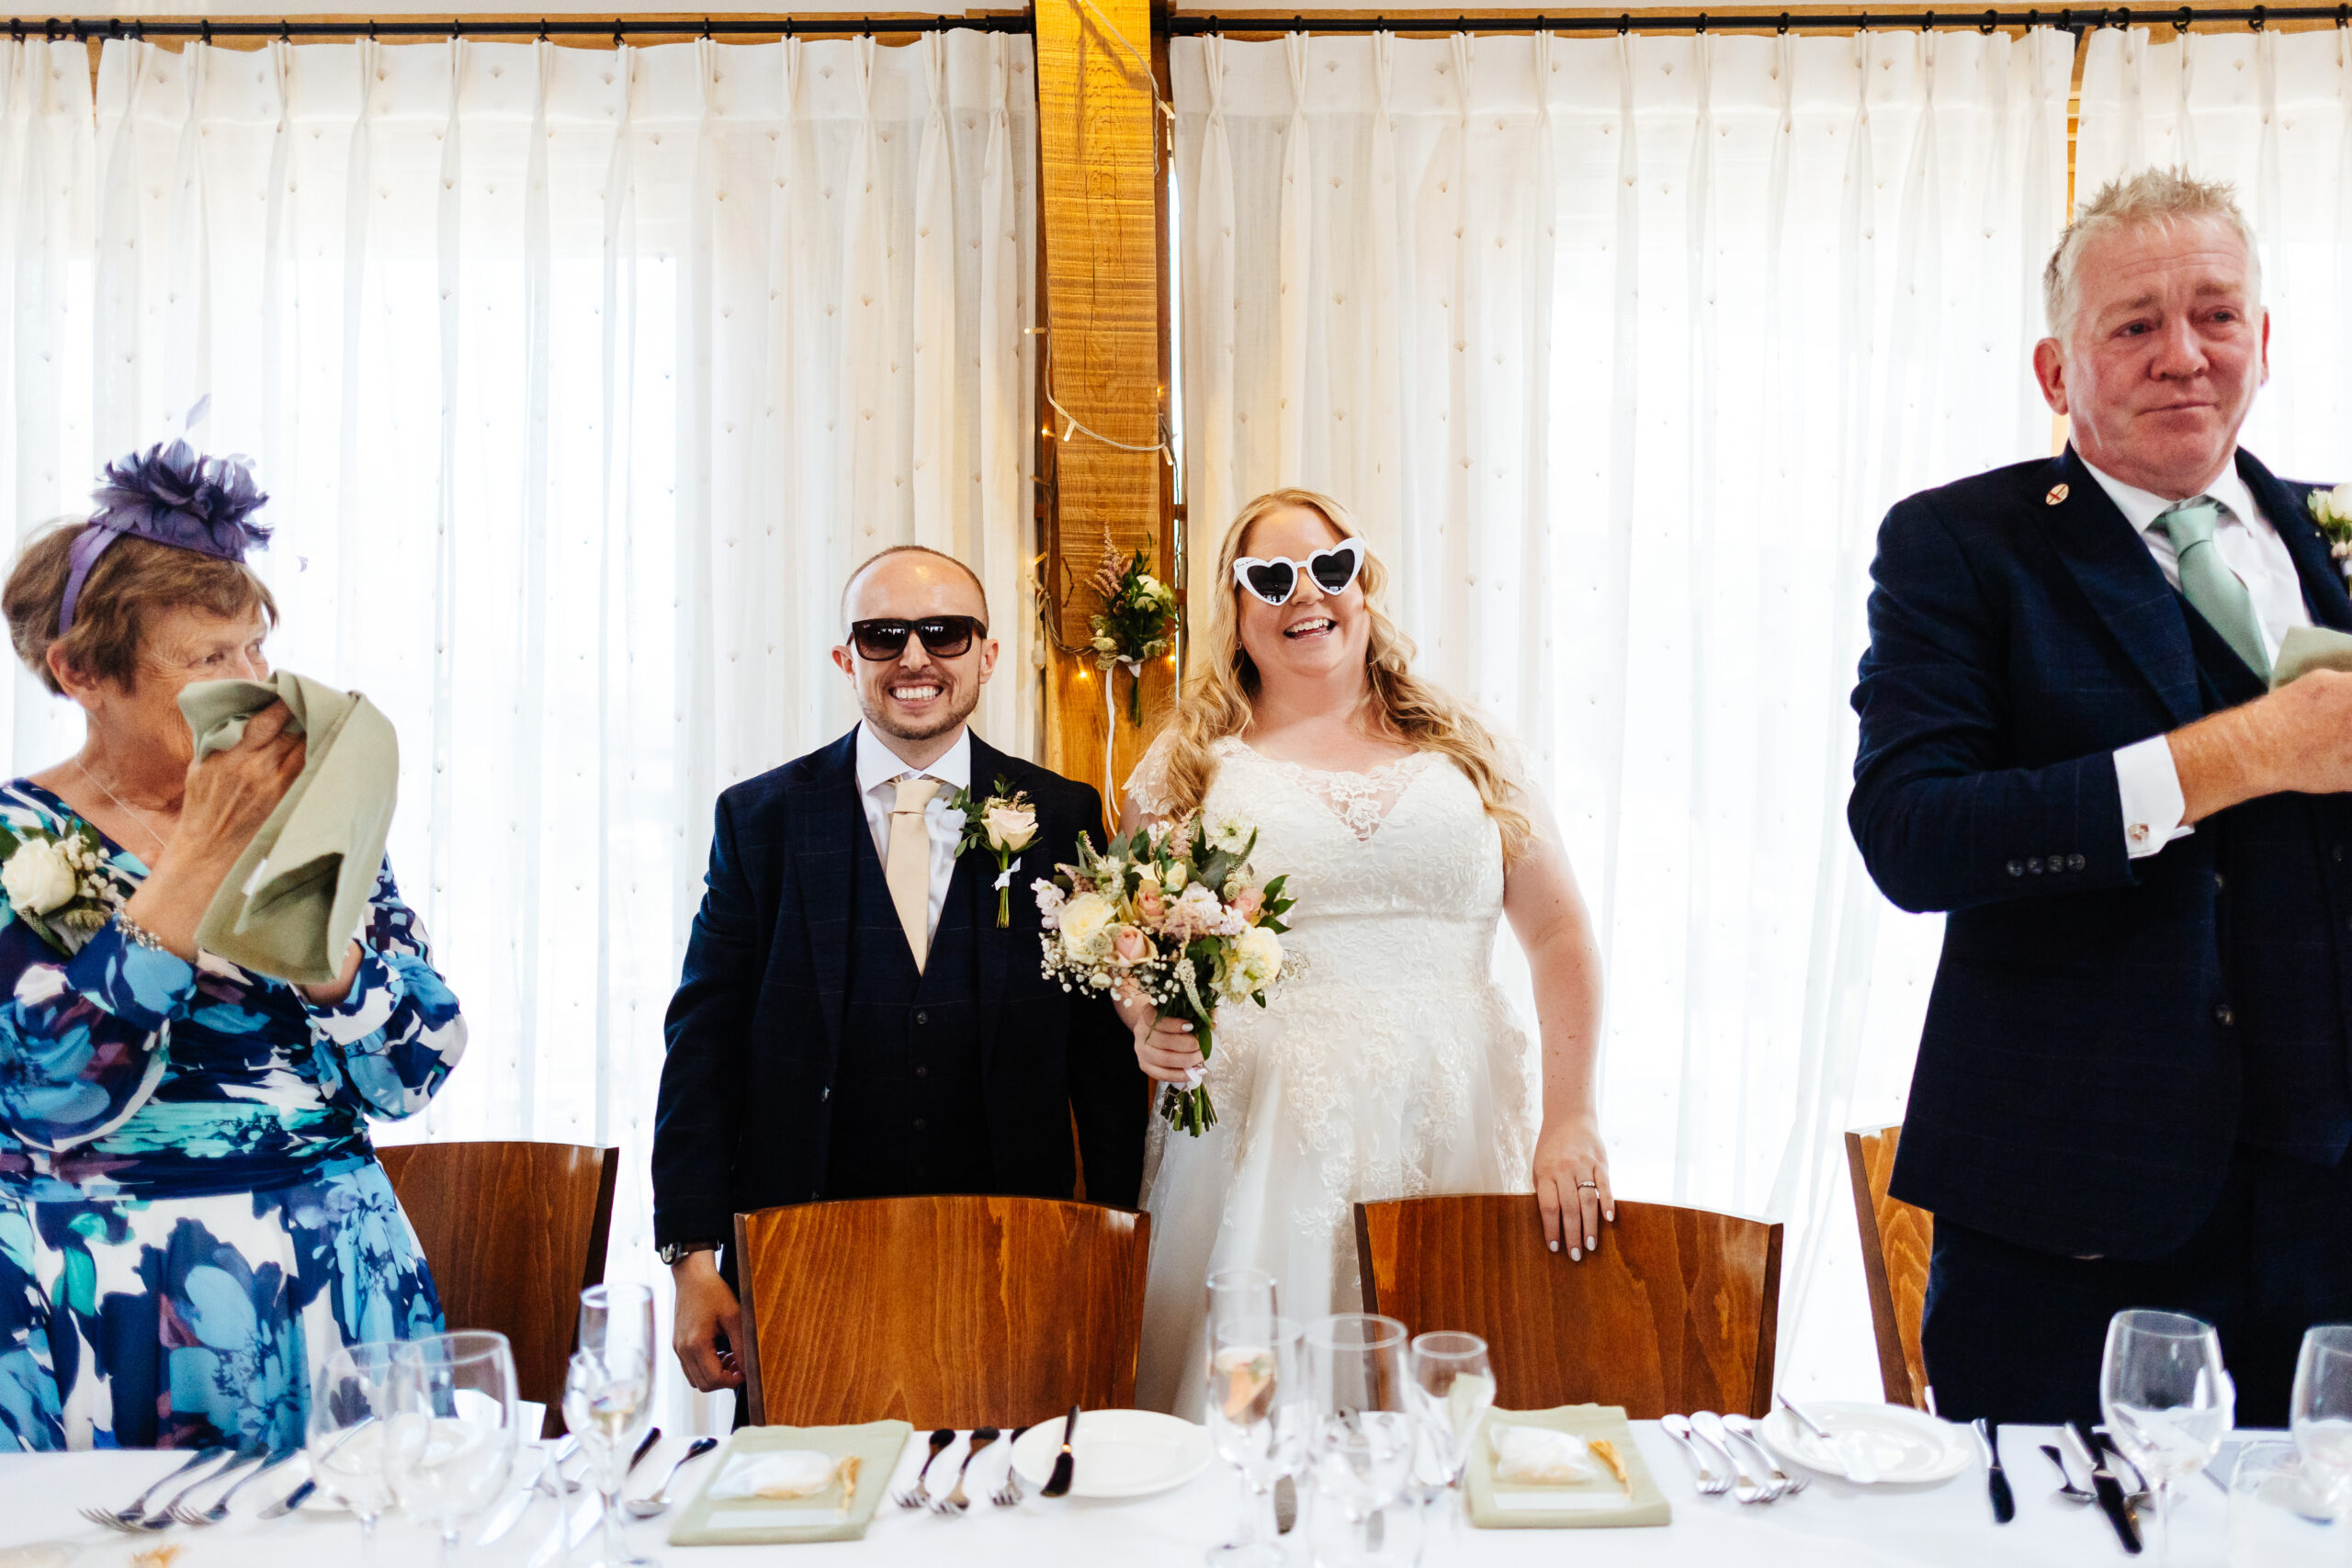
[59,439,272,635]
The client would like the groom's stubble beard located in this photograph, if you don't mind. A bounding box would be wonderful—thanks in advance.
[857,657,982,744]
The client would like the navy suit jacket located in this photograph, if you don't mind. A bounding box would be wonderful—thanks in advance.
[1849,446,2352,1259]
[651,728,1147,1247]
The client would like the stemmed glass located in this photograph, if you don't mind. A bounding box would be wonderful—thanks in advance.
[1306,1314,1416,1567]
[1205,1310,1302,1568]
[310,1342,403,1568]
[566,1283,659,1568]
[2100,1308,2236,1568]
[2290,1324,2352,1534]
[385,1330,521,1565]
[1407,1332,1495,1562]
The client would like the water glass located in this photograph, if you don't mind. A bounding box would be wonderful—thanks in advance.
[2292,1325,2352,1523]
[1306,1314,1415,1567]
[310,1341,403,1568]
[2230,1439,2341,1568]
[1408,1332,1494,1561]
[1206,1311,1302,1568]
[567,1284,659,1568]
[385,1330,521,1565]
[2102,1308,2236,1568]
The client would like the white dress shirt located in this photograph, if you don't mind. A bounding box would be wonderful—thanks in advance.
[854,723,971,951]
[2090,457,2312,859]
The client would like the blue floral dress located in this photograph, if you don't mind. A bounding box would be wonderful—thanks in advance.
[0,780,468,1452]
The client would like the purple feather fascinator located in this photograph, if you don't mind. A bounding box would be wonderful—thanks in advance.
[60,440,272,634]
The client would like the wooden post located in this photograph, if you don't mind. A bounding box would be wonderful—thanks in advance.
[1032,0,1175,829]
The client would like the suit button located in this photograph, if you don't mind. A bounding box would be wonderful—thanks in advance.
[2071,854,2086,871]
[2027,858,2042,874]
[820,1086,831,1100]
[915,1010,929,1026]
[2215,1003,2236,1027]
[915,1065,929,1079]
[2008,860,2025,877]
[2051,852,2066,871]
[2215,873,2226,894]
[912,1117,928,1131]
[2337,845,2347,863]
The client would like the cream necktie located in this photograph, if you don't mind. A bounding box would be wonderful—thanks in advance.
[886,775,943,971]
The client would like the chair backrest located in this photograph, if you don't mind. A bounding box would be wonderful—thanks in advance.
[734,1195,1150,1428]
[1354,1193,1781,1418]
[377,1139,619,1438]
[1844,1122,1933,1410]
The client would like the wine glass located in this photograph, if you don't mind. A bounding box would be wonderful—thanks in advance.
[567,1284,659,1568]
[1204,1311,1301,1568]
[1208,1267,1280,1328]
[2100,1308,2235,1568]
[310,1341,403,1568]
[1407,1332,1494,1562]
[2290,1324,2352,1522]
[385,1330,521,1565]
[1306,1314,1416,1567]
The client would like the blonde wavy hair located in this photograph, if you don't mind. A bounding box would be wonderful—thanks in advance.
[1157,488,1534,860]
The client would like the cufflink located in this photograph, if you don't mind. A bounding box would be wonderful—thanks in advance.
[2046,483,2070,505]
[2129,822,2151,846]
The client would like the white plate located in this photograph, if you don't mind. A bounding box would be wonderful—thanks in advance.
[1758,1402,1973,1485]
[1008,1410,1213,1500]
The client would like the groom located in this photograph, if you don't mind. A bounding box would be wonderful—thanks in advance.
[653,545,1145,1395]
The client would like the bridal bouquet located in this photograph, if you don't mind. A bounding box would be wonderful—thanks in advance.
[1034,815,1295,1135]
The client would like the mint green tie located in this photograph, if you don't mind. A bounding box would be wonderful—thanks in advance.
[2155,498,2271,680]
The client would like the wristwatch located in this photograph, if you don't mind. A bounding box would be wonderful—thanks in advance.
[657,1239,722,1266]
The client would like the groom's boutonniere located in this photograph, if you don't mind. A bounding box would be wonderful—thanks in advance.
[2310,484,2352,578]
[946,776,1039,927]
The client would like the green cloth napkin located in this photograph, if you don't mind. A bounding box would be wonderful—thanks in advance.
[1464,1404,1671,1529]
[177,671,397,985]
[2270,625,2352,690]
[666,1421,911,1546]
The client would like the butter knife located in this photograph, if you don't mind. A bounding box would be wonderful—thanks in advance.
[535,1427,663,1565]
[257,1478,316,1520]
[2067,1421,2142,1554]
[1972,1418,2015,1524]
[476,1449,560,1549]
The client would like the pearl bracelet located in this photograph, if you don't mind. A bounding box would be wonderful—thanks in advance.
[114,913,169,953]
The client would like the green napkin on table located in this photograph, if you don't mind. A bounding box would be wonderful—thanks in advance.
[2270,625,2352,690]
[666,1421,911,1546]
[1464,1404,1671,1529]
[178,671,397,985]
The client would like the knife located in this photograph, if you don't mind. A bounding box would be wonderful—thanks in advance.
[257,1478,316,1520]
[2067,1421,2142,1554]
[477,1447,565,1549]
[1041,1404,1081,1498]
[532,1427,663,1565]
[1972,1417,2015,1524]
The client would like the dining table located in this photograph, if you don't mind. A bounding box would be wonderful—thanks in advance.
[0,1419,2322,1567]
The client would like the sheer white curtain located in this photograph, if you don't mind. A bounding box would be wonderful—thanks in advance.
[2076,24,2352,478]
[1172,27,2075,1395]
[0,30,1038,1427]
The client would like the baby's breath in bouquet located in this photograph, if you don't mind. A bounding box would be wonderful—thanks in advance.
[1035,813,1296,1135]
[1089,530,1180,727]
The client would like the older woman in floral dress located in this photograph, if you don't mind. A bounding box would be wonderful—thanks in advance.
[0,441,467,1452]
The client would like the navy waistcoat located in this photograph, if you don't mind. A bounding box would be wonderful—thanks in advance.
[822,822,995,1199]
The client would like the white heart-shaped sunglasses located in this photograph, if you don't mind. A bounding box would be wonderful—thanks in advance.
[1231,537,1366,605]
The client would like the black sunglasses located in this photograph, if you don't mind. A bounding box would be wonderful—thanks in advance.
[847,616,986,661]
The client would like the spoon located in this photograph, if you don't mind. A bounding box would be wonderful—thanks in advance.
[625,1437,720,1519]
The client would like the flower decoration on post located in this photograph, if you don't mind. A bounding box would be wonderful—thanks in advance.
[1034,813,1297,1135]
[2310,485,2352,578]
[0,824,119,956]
[1088,525,1180,728]
[947,776,1039,927]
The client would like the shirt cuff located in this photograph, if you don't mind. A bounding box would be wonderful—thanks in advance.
[2114,735,2195,860]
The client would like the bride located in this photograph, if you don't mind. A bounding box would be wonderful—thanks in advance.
[1121,488,1611,1418]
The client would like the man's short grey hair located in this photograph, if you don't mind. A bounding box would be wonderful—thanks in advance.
[2042,168,2263,340]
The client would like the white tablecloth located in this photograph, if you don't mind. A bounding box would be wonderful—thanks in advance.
[0,1422,2316,1567]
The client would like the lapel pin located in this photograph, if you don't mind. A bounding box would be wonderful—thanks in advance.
[2046,483,2070,505]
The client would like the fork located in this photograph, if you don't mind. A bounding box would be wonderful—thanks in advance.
[893,1427,957,1509]
[1690,1412,1776,1504]
[80,1447,232,1531]
[932,1427,1001,1514]
[135,1450,262,1530]
[990,1426,1034,1506]
[1657,1415,1730,1495]
[170,1448,299,1527]
[1722,1413,1806,1497]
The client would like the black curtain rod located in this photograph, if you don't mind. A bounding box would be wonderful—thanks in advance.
[7,12,1023,39]
[1168,4,2346,32]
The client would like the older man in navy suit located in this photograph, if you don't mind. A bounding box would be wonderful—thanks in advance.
[1849,170,2352,1425]
[653,546,1145,1397]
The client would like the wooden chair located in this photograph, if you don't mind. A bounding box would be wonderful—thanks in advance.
[733,1195,1150,1429]
[1354,1194,1781,1418]
[377,1139,620,1438]
[1844,1122,1934,1411]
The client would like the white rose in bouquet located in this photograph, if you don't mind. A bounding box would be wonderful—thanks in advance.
[1227,924,1284,998]
[983,801,1038,853]
[1058,891,1117,961]
[3,839,80,916]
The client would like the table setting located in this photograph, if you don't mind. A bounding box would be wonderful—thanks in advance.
[3,1294,2349,1567]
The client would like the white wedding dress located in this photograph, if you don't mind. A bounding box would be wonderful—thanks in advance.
[1125,733,1539,1419]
